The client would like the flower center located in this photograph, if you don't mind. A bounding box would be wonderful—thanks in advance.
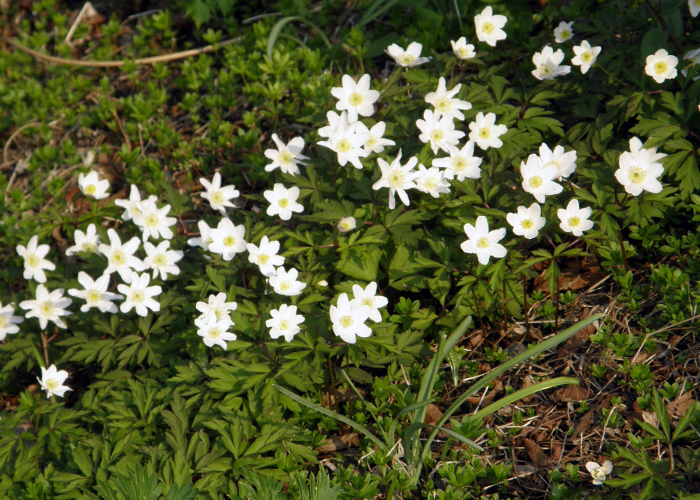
[529,176,544,189]
[482,22,495,35]
[560,30,570,39]
[278,198,289,209]
[209,327,222,339]
[213,308,224,321]
[398,54,416,65]
[87,289,102,304]
[46,378,59,391]
[479,127,491,139]
[145,214,159,228]
[258,254,270,264]
[568,216,581,228]
[521,219,534,229]
[366,136,377,148]
[348,92,363,106]
[340,315,354,328]
[655,61,668,75]
[453,157,467,170]
[40,301,55,317]
[26,254,41,268]
[431,129,445,142]
[629,166,647,184]
[435,97,452,112]
[212,191,225,204]
[424,177,438,190]
[476,237,490,249]
[132,290,145,303]
[592,468,607,480]
[85,184,97,195]
[112,250,126,266]
[337,138,352,153]
[279,280,291,292]
[279,150,294,164]
[153,254,167,266]
[581,52,592,62]
[361,297,374,308]
[389,171,406,188]
[458,47,471,58]
[223,236,236,247]
[0,316,8,328]
[545,160,561,171]
[279,319,291,330]
[81,242,96,253]
[540,63,554,76]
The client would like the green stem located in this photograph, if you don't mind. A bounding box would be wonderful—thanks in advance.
[595,63,630,88]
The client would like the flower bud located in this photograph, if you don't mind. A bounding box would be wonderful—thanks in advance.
[338,217,357,233]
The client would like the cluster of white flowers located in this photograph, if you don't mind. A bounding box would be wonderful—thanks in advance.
[330,283,387,344]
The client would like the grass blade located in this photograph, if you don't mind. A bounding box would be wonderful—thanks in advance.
[267,16,332,60]
[273,384,386,450]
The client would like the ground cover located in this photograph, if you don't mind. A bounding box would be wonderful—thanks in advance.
[1,0,700,499]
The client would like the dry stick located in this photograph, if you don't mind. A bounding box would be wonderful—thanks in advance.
[328,354,339,414]
[502,279,508,334]
[554,277,560,333]
[4,36,242,68]
[41,331,50,367]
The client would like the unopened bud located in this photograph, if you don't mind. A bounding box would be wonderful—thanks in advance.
[338,216,357,233]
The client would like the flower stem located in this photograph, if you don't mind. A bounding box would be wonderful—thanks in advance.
[617,228,630,272]
[595,63,630,88]
[522,273,530,338]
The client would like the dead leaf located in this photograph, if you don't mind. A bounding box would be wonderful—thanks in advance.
[667,392,695,420]
[466,380,503,405]
[52,225,68,248]
[316,433,359,454]
[575,411,594,436]
[523,438,548,466]
[553,386,589,403]
[424,404,443,426]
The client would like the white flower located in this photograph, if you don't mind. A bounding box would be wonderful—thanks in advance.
[247,236,285,277]
[521,154,562,203]
[317,111,370,169]
[117,271,162,317]
[627,136,667,163]
[133,198,177,241]
[331,74,380,123]
[99,229,145,284]
[615,150,664,196]
[196,292,237,322]
[385,42,431,67]
[67,272,122,313]
[372,149,421,210]
[37,365,71,399]
[461,216,507,265]
[0,302,23,341]
[415,165,450,198]
[506,204,546,240]
[682,48,700,78]
[264,183,304,221]
[586,460,613,485]
[432,142,482,181]
[474,6,507,47]
[416,109,465,155]
[553,21,574,43]
[451,37,476,60]
[267,304,305,342]
[114,185,155,222]
[264,134,309,175]
[691,0,700,17]
[19,285,72,329]
[209,218,247,261]
[349,282,388,323]
[645,49,678,83]
[468,112,508,150]
[557,199,594,236]
[532,46,571,80]
[16,235,55,283]
[143,241,183,280]
[330,293,372,344]
[187,220,214,250]
[195,311,236,350]
[65,224,100,256]
[199,172,240,214]
[363,122,395,154]
[539,143,578,179]
[571,41,601,74]
[424,77,472,121]
[269,267,307,296]
[338,217,357,233]
[78,170,110,200]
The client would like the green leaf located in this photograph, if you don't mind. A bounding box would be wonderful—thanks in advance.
[473,378,579,420]
[640,28,669,59]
